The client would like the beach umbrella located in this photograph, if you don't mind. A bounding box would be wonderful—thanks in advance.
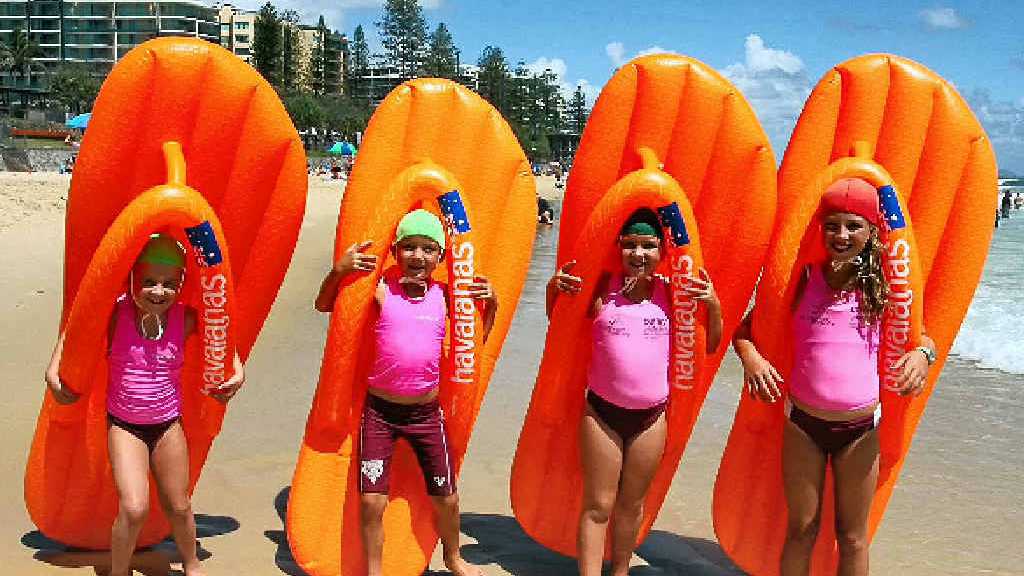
[328,141,357,155]
[327,141,345,155]
[65,113,91,129]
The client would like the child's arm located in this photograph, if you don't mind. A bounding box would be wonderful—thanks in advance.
[682,268,723,353]
[44,330,79,404]
[211,350,245,403]
[464,276,499,343]
[733,308,783,403]
[315,240,377,312]
[545,260,581,319]
[890,330,937,397]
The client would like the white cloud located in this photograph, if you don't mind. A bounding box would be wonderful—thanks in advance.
[636,45,670,58]
[524,56,598,106]
[606,42,626,68]
[966,89,1024,173]
[719,34,811,155]
[525,57,567,79]
[920,7,968,29]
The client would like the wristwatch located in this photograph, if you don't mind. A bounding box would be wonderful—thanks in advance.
[914,346,937,365]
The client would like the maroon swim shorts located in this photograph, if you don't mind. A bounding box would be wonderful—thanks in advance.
[359,394,455,497]
[586,390,667,444]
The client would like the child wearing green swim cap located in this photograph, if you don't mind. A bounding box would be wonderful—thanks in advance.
[44,232,244,576]
[315,209,496,576]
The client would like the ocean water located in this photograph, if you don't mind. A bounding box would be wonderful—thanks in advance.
[951,213,1024,374]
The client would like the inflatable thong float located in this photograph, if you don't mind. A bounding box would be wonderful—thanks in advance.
[286,78,537,576]
[712,54,998,576]
[24,37,307,549]
[511,53,778,558]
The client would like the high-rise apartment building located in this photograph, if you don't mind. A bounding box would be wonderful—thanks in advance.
[214,2,252,63]
[0,0,219,88]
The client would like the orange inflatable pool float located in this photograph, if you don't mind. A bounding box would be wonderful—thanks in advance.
[712,54,998,576]
[286,79,536,576]
[510,53,777,557]
[24,38,307,549]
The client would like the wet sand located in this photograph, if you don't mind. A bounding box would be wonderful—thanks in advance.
[0,172,1019,575]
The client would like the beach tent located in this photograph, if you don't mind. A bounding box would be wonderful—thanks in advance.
[65,113,91,129]
[328,141,357,155]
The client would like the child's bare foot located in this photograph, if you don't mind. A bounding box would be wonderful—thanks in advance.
[183,561,206,576]
[444,555,483,576]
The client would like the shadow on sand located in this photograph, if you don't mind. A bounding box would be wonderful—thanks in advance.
[22,513,238,575]
[264,486,310,576]
[457,513,748,576]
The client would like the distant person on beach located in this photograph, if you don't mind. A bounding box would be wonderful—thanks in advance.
[537,196,555,225]
[314,210,496,576]
[1001,191,1012,219]
[735,178,935,576]
[43,234,245,576]
[547,208,723,576]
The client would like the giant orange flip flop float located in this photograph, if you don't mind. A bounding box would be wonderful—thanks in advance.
[510,53,777,558]
[712,54,998,575]
[285,79,536,576]
[24,38,307,549]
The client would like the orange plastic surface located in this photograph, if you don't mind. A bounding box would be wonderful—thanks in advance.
[24,38,307,549]
[712,54,998,576]
[510,54,777,557]
[286,79,536,576]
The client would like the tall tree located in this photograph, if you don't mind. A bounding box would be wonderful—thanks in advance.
[347,24,369,97]
[252,2,281,86]
[424,23,457,79]
[6,28,42,86]
[49,63,100,114]
[376,0,427,78]
[477,45,509,116]
[567,84,588,134]
[280,9,304,92]
[308,15,327,95]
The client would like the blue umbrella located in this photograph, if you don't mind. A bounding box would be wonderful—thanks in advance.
[328,141,357,155]
[65,113,91,129]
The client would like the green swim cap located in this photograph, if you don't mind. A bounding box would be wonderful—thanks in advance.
[394,209,445,249]
[137,233,186,268]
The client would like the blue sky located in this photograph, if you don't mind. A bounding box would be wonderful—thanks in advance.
[234,0,1024,172]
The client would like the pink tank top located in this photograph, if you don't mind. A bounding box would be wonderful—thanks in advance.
[588,275,671,409]
[107,296,185,424]
[366,277,447,396]
[790,266,881,411]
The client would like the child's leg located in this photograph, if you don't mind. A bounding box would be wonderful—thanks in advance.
[430,493,481,576]
[780,418,827,576]
[360,493,389,576]
[832,429,879,576]
[609,414,667,576]
[108,422,153,576]
[577,404,625,576]
[150,421,204,576]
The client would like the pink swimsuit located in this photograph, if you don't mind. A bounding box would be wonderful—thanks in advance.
[790,266,881,412]
[588,275,671,409]
[366,277,447,396]
[107,296,185,425]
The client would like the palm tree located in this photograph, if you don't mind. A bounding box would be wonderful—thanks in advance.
[0,36,14,85]
[7,29,43,87]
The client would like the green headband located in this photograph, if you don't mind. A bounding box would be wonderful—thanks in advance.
[395,209,446,249]
[621,222,660,237]
[137,233,186,267]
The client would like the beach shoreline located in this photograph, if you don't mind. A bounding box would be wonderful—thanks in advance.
[1,172,1019,575]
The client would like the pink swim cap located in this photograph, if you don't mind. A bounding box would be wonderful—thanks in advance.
[820,178,882,226]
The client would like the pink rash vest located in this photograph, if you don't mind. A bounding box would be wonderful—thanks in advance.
[789,265,881,412]
[107,295,185,424]
[587,275,671,409]
[366,277,447,397]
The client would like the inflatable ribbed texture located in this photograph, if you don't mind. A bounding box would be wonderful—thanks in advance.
[510,53,777,557]
[24,38,307,549]
[286,79,536,576]
[713,54,998,576]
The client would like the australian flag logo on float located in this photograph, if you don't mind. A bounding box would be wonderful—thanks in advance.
[184,221,224,266]
[656,202,690,247]
[877,185,907,231]
[437,190,472,235]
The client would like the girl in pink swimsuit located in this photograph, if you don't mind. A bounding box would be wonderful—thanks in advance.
[315,209,497,576]
[735,178,936,576]
[548,208,723,576]
[44,234,245,576]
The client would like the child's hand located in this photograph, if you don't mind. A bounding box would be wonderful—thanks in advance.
[742,353,783,403]
[45,370,79,404]
[551,261,582,295]
[683,268,720,310]
[335,240,377,276]
[467,275,497,305]
[210,366,245,403]
[891,349,929,396]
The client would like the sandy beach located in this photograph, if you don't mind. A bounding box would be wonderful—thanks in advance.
[1,171,1019,575]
